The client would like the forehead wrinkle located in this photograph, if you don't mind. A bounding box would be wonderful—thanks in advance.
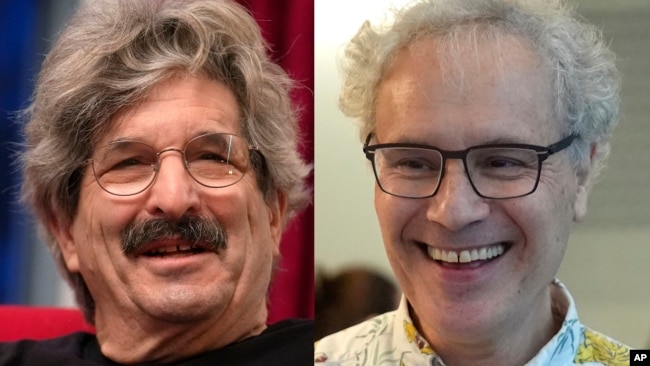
[95,78,241,149]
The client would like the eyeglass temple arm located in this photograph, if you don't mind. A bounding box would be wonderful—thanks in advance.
[547,134,579,154]
[363,132,579,158]
[362,133,374,160]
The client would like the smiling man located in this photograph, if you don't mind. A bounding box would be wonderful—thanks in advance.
[2,0,311,365]
[315,0,629,365]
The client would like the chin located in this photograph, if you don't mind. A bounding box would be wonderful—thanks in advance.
[140,286,228,323]
[412,293,503,336]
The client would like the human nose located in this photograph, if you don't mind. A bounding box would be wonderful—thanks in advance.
[144,149,201,220]
[425,159,490,231]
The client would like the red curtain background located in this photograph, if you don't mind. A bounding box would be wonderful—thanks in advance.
[235,0,314,323]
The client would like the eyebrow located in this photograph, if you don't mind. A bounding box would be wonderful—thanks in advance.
[103,130,228,146]
[479,136,533,145]
[377,135,533,146]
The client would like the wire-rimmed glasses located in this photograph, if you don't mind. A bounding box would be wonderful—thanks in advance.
[363,133,578,199]
[88,133,258,196]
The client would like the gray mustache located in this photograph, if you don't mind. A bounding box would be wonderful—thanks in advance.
[121,216,227,254]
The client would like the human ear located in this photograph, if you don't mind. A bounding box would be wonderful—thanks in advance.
[573,144,596,222]
[47,215,81,273]
[267,191,288,254]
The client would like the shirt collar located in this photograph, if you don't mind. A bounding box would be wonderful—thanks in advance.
[396,279,580,365]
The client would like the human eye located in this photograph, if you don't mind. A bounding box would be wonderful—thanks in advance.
[95,142,153,173]
[483,157,526,169]
[472,148,537,178]
[188,143,241,168]
[379,149,440,177]
[187,144,244,181]
[186,134,243,168]
[195,150,228,164]
[99,155,154,187]
[92,143,155,186]
[397,158,433,171]
[109,156,152,170]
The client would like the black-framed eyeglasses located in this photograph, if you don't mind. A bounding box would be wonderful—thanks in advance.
[363,133,578,199]
[88,133,258,196]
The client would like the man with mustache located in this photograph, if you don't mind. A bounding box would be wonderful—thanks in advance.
[121,217,228,256]
[0,0,312,365]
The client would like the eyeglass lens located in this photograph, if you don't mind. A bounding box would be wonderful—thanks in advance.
[91,133,251,196]
[372,146,541,199]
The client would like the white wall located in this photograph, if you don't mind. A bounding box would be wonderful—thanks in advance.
[315,0,410,278]
[315,0,650,348]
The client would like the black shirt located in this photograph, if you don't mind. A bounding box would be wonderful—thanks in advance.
[0,319,313,365]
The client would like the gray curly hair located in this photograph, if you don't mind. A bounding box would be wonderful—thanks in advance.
[340,0,620,182]
[20,0,311,323]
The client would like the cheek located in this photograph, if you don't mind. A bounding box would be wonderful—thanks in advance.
[217,185,259,230]
[374,189,393,236]
[225,188,279,292]
[78,171,142,233]
[82,199,140,247]
[71,188,153,277]
[374,189,413,242]
[508,189,572,259]
[72,193,137,265]
[211,181,272,252]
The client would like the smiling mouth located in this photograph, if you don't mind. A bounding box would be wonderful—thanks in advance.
[426,243,508,266]
[142,244,207,257]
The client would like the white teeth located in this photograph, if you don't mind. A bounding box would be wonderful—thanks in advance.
[447,251,458,263]
[150,244,192,254]
[459,250,471,263]
[427,243,506,264]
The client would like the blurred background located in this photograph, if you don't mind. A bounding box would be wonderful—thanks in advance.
[1,0,79,308]
[315,0,650,347]
[315,265,399,339]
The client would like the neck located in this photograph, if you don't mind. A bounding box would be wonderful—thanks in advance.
[93,303,267,364]
[417,285,563,366]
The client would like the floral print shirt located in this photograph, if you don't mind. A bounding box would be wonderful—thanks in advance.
[315,280,629,365]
